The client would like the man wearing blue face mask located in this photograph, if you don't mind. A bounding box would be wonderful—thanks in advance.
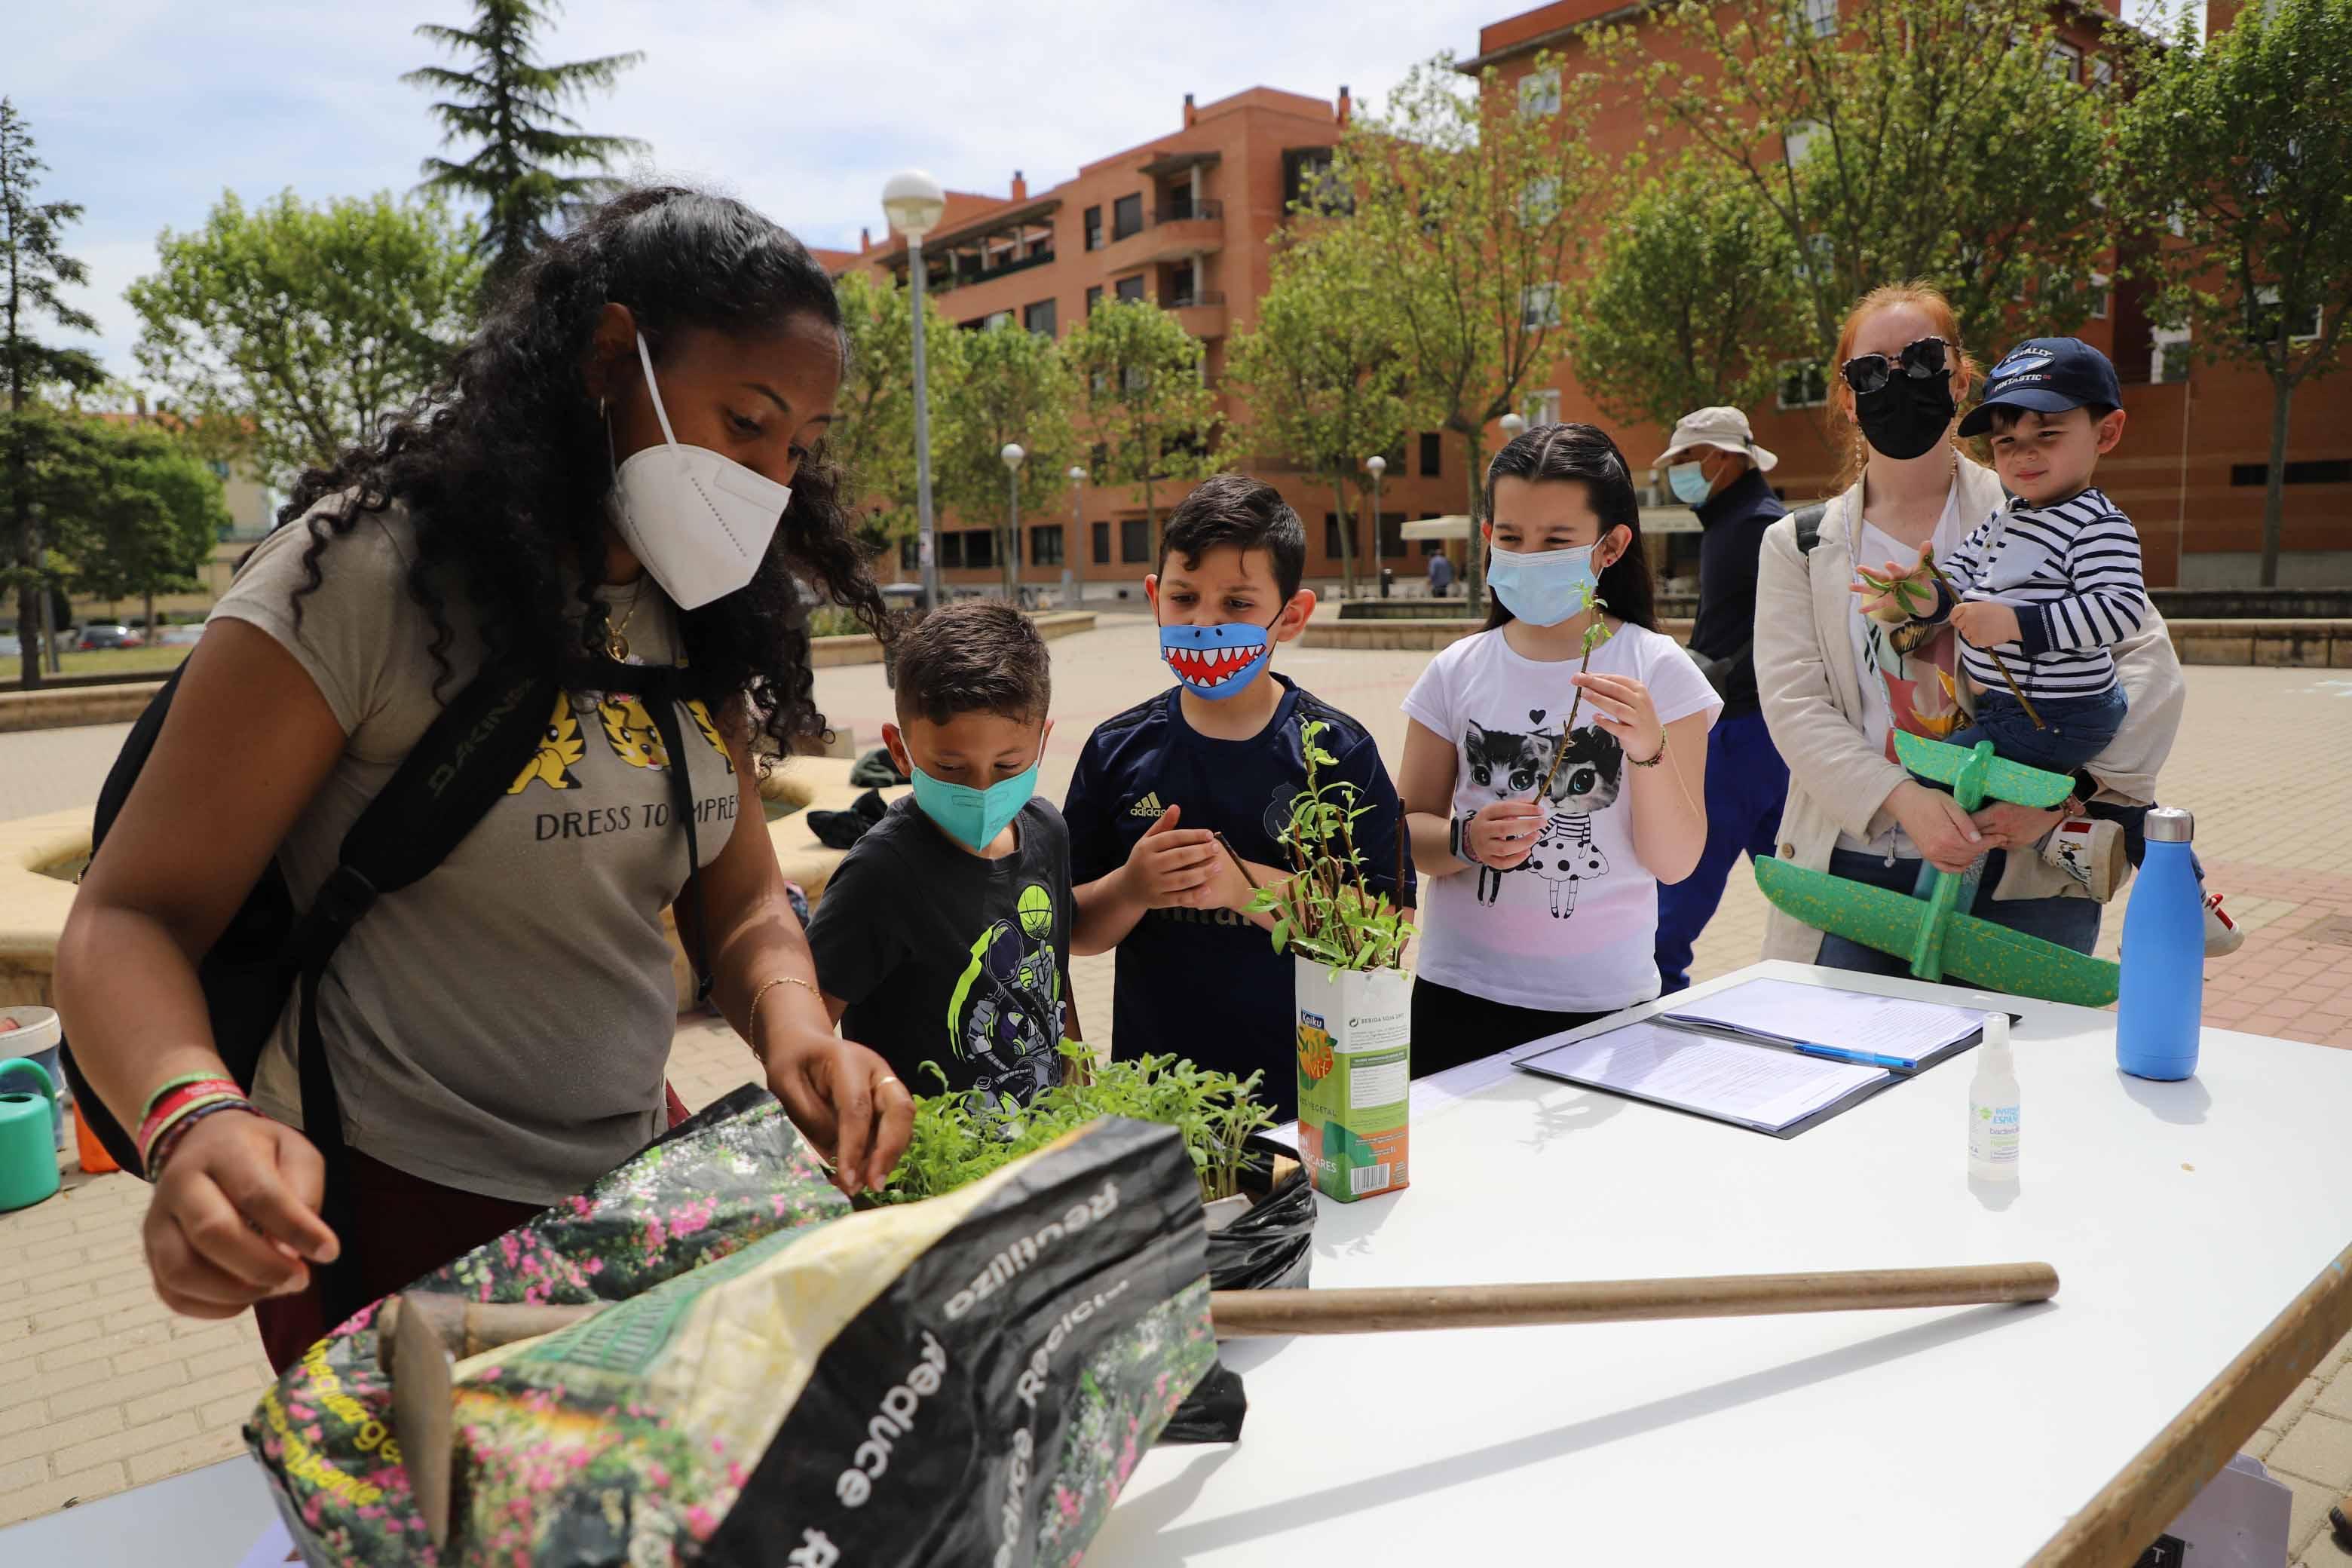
[1650,406,1790,992]
[807,602,1078,1110]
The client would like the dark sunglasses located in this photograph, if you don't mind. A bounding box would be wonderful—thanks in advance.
[1839,336,1949,396]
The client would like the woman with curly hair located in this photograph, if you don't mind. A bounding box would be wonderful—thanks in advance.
[54,186,912,1367]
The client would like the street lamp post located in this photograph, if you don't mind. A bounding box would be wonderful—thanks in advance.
[1001,443,1026,603]
[1364,453,1386,601]
[883,170,948,611]
[1066,465,1086,609]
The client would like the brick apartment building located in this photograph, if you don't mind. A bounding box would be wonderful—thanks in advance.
[1462,0,2352,590]
[818,87,1465,600]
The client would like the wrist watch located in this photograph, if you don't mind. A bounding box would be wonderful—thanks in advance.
[1449,812,1482,867]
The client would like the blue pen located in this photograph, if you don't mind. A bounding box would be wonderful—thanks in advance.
[1793,1043,1916,1070]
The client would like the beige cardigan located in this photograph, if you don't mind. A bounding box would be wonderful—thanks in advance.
[1752,458,2188,963]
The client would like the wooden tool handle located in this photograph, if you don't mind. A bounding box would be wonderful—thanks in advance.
[381,1262,2057,1367]
[1205,1263,2058,1337]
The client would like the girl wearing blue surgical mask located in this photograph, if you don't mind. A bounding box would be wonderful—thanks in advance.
[56,186,914,1370]
[1397,424,1720,1065]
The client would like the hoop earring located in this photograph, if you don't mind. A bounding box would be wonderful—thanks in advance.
[597,396,608,422]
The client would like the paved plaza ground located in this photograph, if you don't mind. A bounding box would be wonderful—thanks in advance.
[4,622,2350,1554]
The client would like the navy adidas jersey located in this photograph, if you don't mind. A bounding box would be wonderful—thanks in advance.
[1063,675,1416,1120]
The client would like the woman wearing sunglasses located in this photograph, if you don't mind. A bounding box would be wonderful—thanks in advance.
[1749,282,2185,979]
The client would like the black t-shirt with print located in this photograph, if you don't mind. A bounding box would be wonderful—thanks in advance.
[1062,675,1415,1121]
[807,795,1073,1105]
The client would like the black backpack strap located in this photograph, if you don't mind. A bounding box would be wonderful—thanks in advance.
[1791,501,1829,558]
[289,661,559,1321]
[606,660,715,1006]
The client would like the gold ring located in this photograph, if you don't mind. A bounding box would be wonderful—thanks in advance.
[877,1076,904,1091]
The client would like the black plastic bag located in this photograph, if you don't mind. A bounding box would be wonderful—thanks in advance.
[1160,1162,1318,1444]
[850,746,910,789]
[807,787,887,849]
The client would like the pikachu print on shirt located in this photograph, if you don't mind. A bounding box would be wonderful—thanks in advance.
[507,677,740,862]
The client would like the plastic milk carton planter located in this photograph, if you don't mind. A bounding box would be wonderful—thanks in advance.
[1239,718,1417,1205]
[1295,959,1411,1202]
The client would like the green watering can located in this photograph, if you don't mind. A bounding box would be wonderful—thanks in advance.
[0,1056,63,1212]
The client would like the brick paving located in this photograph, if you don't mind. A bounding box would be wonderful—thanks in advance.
[3,626,2350,1555]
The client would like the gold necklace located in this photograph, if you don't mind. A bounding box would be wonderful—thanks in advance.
[604,578,648,661]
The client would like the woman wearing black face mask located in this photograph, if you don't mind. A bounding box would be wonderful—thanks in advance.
[1747,283,2186,985]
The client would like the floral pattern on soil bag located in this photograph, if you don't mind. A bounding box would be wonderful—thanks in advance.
[244,1086,845,1566]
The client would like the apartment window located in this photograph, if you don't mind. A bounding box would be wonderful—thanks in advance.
[2151,326,2191,384]
[1031,524,1064,565]
[1523,388,1562,427]
[1119,518,1149,562]
[1379,512,1407,559]
[1792,0,1838,38]
[969,530,997,570]
[2090,272,2111,320]
[1419,432,1442,477]
[1795,231,1835,286]
[1282,147,1346,215]
[1520,177,1560,223]
[1113,193,1144,241]
[1322,513,1361,560]
[984,309,1015,331]
[2252,286,2323,345]
[1777,360,1829,409]
[939,532,965,569]
[1089,443,1108,472]
[1115,274,1146,303]
[1517,69,1561,118]
[1086,284,1104,315]
[2046,41,2081,83]
[2230,459,2351,486]
[2089,54,2114,90]
[1521,283,1562,329]
[1092,521,1111,563]
[1083,205,1103,251]
[1785,119,1824,169]
[1024,299,1058,336]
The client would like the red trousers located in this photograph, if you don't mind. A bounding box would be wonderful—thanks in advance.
[252,1083,691,1373]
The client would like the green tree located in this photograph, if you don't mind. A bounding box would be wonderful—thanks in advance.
[1611,0,2117,352]
[832,270,963,556]
[1226,234,1410,600]
[127,191,484,487]
[1317,50,1609,610]
[1566,156,1813,433]
[64,421,228,639]
[1063,298,1220,568]
[2113,0,2352,587]
[405,0,647,289]
[1,98,106,686]
[936,323,1076,601]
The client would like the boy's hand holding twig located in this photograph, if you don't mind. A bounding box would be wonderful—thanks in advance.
[1949,599,2023,650]
[1117,805,1221,904]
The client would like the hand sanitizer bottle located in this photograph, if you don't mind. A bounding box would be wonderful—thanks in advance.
[1968,1014,2019,1183]
[2118,805,2203,1081]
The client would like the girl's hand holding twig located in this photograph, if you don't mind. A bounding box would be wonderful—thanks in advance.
[1569,672,1664,764]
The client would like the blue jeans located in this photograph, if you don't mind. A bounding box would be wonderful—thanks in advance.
[1945,685,2127,777]
[1656,712,1789,994]
[1818,847,2101,982]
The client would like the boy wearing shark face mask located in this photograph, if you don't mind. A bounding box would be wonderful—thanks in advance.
[1065,473,1413,1121]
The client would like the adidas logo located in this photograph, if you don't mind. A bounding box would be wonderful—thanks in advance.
[1128,792,1168,818]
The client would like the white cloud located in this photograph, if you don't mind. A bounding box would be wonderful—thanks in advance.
[14,0,2206,379]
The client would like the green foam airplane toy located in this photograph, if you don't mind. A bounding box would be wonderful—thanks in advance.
[1753,731,2123,1007]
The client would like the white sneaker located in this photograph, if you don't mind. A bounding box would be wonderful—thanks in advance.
[2204,893,2244,957]
[2041,814,2124,902]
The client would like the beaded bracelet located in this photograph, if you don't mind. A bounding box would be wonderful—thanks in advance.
[137,1076,247,1169]
[144,1097,259,1181]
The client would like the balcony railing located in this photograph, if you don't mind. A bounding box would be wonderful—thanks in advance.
[929,246,1055,293]
[1152,198,1224,226]
[1165,289,1227,311]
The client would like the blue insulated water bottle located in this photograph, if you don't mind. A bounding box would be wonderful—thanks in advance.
[2118,806,2203,1080]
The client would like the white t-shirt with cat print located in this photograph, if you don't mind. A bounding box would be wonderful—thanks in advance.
[1402,621,1722,1015]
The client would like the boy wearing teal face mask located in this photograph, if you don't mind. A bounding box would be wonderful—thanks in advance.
[1064,473,1413,1122]
[807,602,1077,1109]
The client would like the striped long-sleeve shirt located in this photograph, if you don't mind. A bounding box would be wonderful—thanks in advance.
[1931,487,2146,700]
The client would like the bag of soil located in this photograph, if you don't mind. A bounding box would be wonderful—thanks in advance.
[1158,1159,1317,1444]
[246,1093,1214,1566]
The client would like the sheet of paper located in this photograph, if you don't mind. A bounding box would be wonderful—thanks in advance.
[1517,1019,1888,1132]
[1663,977,1987,1065]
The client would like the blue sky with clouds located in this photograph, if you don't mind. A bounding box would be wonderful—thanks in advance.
[14,0,2190,382]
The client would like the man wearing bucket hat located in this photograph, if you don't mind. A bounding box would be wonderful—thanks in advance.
[1652,406,1791,993]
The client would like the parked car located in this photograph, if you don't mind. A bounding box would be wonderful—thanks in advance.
[158,623,205,648]
[74,623,142,651]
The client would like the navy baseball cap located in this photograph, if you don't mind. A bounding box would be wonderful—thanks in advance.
[1957,337,2124,437]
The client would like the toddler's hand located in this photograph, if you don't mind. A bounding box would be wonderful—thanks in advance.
[1950,599,2023,649]
[1851,559,1931,624]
